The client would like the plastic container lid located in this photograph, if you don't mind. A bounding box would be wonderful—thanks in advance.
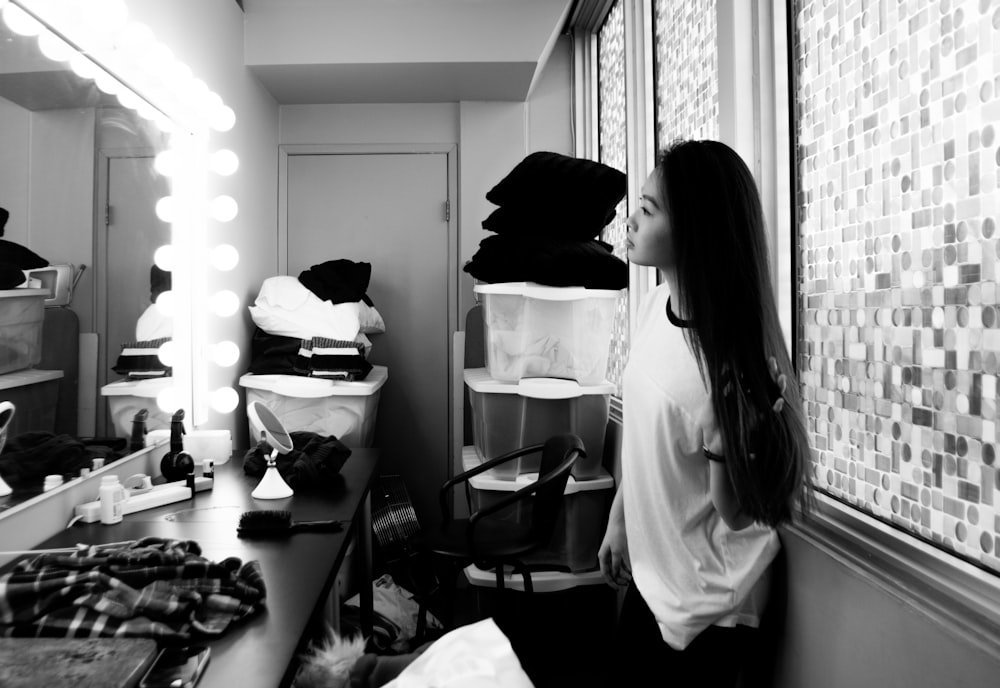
[238,365,388,398]
[473,282,621,300]
[464,564,605,592]
[0,288,49,299]
[463,446,613,494]
[0,369,63,391]
[463,368,614,398]
[100,376,174,397]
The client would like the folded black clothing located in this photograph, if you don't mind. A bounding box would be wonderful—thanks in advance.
[247,327,300,375]
[112,337,172,379]
[243,431,352,490]
[298,259,375,306]
[0,238,48,270]
[0,432,121,488]
[294,338,372,381]
[0,261,26,289]
[481,204,617,241]
[486,151,626,222]
[463,233,629,290]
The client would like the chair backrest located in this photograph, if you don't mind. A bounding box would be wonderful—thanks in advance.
[528,433,586,545]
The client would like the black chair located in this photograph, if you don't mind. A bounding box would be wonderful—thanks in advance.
[407,433,586,636]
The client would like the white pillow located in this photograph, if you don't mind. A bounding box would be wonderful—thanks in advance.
[358,301,386,334]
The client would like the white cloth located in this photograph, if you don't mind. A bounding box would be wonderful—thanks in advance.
[249,275,362,341]
[621,282,778,650]
[135,303,172,341]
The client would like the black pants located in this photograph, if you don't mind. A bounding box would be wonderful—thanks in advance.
[613,583,756,687]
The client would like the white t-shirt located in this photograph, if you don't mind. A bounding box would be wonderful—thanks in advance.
[621,282,779,650]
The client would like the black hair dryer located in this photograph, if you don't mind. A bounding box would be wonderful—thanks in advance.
[130,408,149,454]
[160,409,194,482]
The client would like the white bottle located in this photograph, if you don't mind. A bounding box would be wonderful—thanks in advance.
[98,475,127,525]
[43,475,63,491]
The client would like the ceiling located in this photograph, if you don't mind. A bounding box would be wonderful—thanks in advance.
[242,0,575,104]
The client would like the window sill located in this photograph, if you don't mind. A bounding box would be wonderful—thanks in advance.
[784,492,1000,657]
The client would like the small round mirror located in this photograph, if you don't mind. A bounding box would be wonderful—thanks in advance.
[247,401,294,454]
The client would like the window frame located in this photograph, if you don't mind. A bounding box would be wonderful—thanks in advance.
[570,0,1000,650]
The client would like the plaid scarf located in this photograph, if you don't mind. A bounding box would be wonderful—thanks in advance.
[0,537,265,642]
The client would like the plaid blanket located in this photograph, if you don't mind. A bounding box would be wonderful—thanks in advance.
[0,537,265,642]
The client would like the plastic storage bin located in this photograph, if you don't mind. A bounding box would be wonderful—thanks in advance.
[463,447,613,572]
[0,369,62,436]
[474,282,620,384]
[465,368,611,480]
[238,365,387,447]
[101,377,175,438]
[0,288,47,375]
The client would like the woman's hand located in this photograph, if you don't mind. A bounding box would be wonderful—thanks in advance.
[599,489,631,588]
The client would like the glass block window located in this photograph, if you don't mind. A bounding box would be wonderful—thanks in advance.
[598,0,628,393]
[652,0,719,148]
[792,0,1000,575]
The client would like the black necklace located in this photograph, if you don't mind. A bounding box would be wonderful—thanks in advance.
[666,297,693,328]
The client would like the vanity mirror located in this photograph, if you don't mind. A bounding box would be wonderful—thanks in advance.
[0,0,240,514]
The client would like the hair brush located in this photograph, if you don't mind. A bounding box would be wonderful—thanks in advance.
[237,509,346,538]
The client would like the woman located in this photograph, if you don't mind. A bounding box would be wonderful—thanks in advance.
[598,139,810,686]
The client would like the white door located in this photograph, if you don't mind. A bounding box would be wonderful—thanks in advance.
[285,152,453,524]
[99,155,169,435]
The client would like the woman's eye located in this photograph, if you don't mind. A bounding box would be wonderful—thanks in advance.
[640,207,651,216]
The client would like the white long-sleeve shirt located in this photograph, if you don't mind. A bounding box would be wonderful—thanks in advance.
[621,282,778,649]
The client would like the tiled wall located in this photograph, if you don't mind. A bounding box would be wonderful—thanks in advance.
[598,0,629,392]
[793,0,1000,573]
[652,0,719,148]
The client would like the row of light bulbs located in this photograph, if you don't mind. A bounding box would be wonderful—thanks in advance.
[5,0,244,418]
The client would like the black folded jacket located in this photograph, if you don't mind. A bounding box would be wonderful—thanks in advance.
[463,234,628,290]
[481,204,618,241]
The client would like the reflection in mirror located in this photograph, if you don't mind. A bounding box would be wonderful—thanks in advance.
[0,0,237,516]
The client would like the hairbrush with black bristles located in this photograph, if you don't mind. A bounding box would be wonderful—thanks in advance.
[237,509,346,538]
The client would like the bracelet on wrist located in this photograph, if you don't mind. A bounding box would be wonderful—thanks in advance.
[702,445,726,463]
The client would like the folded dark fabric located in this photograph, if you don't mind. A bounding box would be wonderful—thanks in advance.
[294,338,372,381]
[0,432,118,489]
[298,259,375,306]
[243,430,352,490]
[0,537,265,641]
[0,239,48,270]
[463,234,629,290]
[486,151,626,222]
[0,262,26,289]
[248,327,301,375]
[481,204,617,241]
[112,337,172,379]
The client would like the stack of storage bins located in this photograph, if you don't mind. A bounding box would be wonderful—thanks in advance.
[463,281,619,592]
[0,288,62,437]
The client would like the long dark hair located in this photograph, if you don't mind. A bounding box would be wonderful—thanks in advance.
[658,139,810,526]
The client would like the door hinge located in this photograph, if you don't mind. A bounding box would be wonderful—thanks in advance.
[105,203,112,226]
[444,199,450,222]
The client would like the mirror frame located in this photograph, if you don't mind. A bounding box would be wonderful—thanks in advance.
[6,0,238,428]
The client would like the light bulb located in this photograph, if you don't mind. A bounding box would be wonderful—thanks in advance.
[211,105,236,132]
[210,196,238,222]
[37,31,72,62]
[211,244,239,271]
[153,245,174,271]
[155,197,176,223]
[211,387,239,413]
[154,116,176,134]
[69,53,97,79]
[157,386,183,414]
[136,102,158,121]
[3,4,42,36]
[116,21,153,59]
[210,150,239,176]
[117,88,141,111]
[94,69,120,95]
[157,340,176,366]
[155,290,175,316]
[154,150,177,177]
[212,341,240,367]
[211,290,239,317]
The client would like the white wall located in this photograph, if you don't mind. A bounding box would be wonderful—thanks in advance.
[0,98,30,245]
[125,0,280,442]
